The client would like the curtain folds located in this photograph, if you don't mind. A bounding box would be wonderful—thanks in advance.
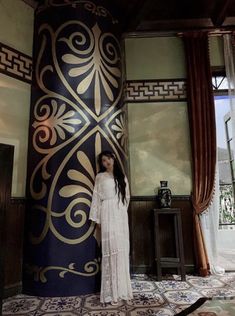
[200,160,225,275]
[183,32,217,276]
[224,34,235,148]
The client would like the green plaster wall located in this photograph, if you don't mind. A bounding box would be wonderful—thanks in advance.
[209,36,224,67]
[125,35,224,196]
[0,0,34,196]
[125,37,186,80]
[128,102,192,196]
[0,0,34,55]
[125,36,224,81]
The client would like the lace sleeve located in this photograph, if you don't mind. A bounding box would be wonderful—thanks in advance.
[89,174,101,224]
[125,175,130,208]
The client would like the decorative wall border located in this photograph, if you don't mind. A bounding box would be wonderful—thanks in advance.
[0,42,226,102]
[0,42,32,84]
[125,79,187,103]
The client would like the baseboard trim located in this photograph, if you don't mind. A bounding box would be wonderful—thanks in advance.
[131,195,191,201]
[4,282,22,298]
[10,197,26,205]
[131,264,154,275]
[131,264,195,275]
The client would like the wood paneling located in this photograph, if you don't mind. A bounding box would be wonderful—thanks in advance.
[4,198,26,298]
[128,196,195,275]
[0,144,14,305]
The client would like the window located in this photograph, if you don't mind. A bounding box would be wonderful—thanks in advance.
[212,75,229,92]
[215,92,235,228]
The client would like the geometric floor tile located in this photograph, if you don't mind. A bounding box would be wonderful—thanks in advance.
[199,287,235,298]
[3,273,235,315]
[130,292,166,306]
[2,297,41,315]
[155,280,191,292]
[163,290,201,305]
[41,297,82,312]
[132,280,157,292]
[130,306,174,315]
[43,313,78,316]
[85,310,126,316]
[83,294,106,310]
[187,277,225,288]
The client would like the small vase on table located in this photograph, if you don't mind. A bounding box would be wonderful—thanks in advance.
[158,181,172,208]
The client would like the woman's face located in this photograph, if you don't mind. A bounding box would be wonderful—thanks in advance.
[101,155,114,170]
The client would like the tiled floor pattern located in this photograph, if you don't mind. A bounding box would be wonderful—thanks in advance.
[3,273,235,316]
[185,297,235,316]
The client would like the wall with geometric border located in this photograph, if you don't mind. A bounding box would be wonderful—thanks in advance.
[0,0,34,197]
[125,36,192,196]
[124,36,225,196]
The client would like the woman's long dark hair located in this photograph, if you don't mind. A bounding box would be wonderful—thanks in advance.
[97,150,127,205]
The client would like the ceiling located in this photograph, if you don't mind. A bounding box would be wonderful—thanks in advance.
[25,0,235,34]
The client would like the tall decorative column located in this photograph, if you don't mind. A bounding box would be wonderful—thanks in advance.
[23,0,128,296]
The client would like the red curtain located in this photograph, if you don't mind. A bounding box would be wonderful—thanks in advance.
[183,32,217,276]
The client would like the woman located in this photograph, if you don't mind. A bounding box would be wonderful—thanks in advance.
[89,150,133,305]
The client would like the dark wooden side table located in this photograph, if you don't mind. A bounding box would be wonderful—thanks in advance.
[153,208,186,281]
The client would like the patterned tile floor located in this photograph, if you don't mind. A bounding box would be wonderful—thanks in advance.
[3,273,235,316]
[184,297,235,316]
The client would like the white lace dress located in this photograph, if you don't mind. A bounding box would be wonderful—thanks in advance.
[89,171,133,303]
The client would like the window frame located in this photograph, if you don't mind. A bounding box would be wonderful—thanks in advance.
[212,67,235,226]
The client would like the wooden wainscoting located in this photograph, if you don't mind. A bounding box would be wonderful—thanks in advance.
[3,198,26,298]
[0,144,14,307]
[128,196,195,275]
